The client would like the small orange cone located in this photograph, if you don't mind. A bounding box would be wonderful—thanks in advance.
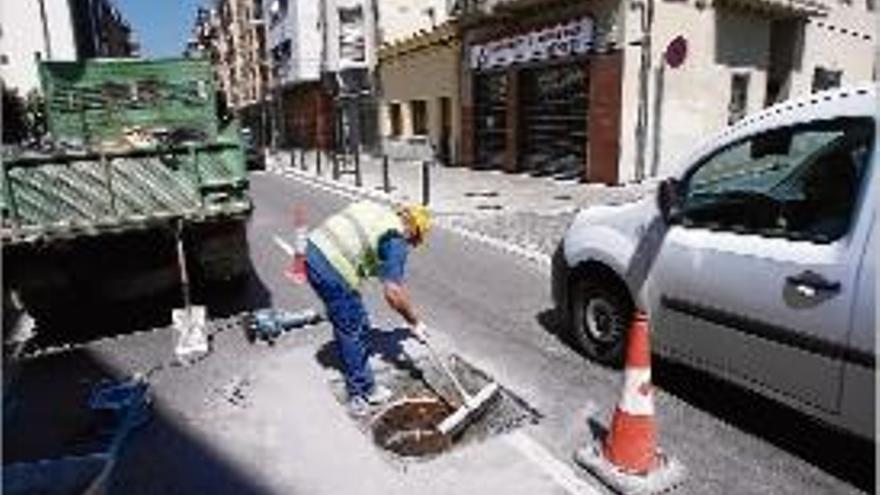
[284,205,308,284]
[574,310,685,494]
[603,311,657,474]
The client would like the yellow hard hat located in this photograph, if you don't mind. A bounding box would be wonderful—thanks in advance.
[401,204,431,244]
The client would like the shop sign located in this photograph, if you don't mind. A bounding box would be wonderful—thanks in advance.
[470,17,594,71]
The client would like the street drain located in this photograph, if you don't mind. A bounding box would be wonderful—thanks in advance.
[465,190,500,198]
[331,354,541,462]
[476,204,503,210]
[372,396,453,457]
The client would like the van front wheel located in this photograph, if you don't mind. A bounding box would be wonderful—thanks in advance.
[570,276,632,367]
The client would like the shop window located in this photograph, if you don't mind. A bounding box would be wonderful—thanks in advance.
[727,73,750,125]
[411,100,428,136]
[389,103,402,136]
[812,67,842,92]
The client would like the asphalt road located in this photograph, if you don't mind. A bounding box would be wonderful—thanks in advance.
[7,170,873,494]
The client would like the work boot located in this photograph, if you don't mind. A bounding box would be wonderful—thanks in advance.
[348,396,371,417]
[365,385,393,405]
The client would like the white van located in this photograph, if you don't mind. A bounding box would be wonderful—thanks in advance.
[552,84,876,440]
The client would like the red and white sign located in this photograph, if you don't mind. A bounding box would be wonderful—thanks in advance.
[470,17,594,71]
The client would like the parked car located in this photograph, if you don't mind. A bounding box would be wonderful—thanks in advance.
[242,127,265,170]
[553,84,876,440]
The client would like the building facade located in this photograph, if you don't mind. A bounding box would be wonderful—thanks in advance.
[262,0,455,152]
[377,20,462,164]
[190,0,271,144]
[69,0,139,59]
[628,0,879,180]
[454,0,877,184]
[262,0,333,149]
[459,0,624,182]
[1,0,137,94]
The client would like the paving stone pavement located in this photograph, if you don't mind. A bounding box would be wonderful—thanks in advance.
[268,149,655,256]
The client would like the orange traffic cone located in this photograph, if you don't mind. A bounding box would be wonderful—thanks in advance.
[284,205,308,284]
[574,310,684,494]
[603,311,657,473]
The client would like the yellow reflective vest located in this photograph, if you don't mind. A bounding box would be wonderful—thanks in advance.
[309,201,405,289]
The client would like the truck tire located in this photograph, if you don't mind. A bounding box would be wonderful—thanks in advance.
[570,276,633,367]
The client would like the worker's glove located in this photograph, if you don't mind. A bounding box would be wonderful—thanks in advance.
[411,321,429,343]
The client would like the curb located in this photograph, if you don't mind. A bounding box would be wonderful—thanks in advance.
[265,160,553,268]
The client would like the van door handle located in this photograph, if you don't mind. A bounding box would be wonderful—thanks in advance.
[786,271,841,297]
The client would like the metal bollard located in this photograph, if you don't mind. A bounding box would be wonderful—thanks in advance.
[289,148,296,169]
[382,155,391,194]
[332,151,340,180]
[421,160,430,206]
[300,147,306,171]
[354,148,362,187]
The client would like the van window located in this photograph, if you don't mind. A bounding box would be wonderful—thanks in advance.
[680,118,874,243]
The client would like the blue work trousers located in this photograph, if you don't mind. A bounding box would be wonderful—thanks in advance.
[306,242,374,398]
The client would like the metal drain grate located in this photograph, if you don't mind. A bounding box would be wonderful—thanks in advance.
[330,354,541,462]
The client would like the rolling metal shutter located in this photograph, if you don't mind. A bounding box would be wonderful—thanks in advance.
[519,64,588,180]
[473,72,508,169]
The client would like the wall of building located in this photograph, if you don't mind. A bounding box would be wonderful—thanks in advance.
[617,0,878,183]
[321,0,379,70]
[377,0,451,45]
[1,0,79,93]
[379,36,460,162]
[297,0,322,80]
[789,6,877,94]
[265,0,321,84]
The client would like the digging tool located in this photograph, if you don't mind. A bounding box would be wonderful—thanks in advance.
[418,334,501,437]
[172,221,208,361]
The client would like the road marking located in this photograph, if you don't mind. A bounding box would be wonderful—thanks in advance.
[440,223,551,267]
[505,431,602,495]
[266,163,552,268]
[273,235,295,256]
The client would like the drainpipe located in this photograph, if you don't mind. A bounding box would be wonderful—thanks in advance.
[631,0,653,182]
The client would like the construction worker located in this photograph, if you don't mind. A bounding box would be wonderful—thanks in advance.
[306,200,431,414]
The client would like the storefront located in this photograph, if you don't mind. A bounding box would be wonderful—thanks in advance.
[519,62,588,179]
[461,5,623,183]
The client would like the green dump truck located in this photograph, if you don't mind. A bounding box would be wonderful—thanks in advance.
[2,58,253,324]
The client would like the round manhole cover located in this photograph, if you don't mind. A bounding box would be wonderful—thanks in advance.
[372,396,453,457]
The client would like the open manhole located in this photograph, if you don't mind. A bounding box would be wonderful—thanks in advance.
[372,396,453,457]
[330,354,541,462]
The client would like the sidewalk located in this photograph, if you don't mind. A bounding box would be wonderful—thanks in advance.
[267,149,654,257]
[61,309,605,494]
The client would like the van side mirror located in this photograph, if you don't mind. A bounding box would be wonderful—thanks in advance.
[657,178,682,224]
